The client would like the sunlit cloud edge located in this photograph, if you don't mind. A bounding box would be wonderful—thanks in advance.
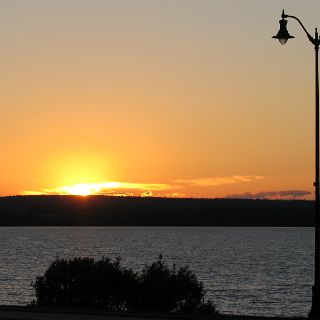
[21,175,266,197]
[174,175,266,187]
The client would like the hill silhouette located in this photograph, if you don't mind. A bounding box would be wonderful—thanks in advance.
[0,195,314,226]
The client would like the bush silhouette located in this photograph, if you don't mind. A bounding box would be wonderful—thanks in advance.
[33,255,217,314]
[131,255,204,312]
[33,257,137,309]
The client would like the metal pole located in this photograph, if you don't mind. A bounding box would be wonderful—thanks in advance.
[310,27,320,318]
[273,13,320,317]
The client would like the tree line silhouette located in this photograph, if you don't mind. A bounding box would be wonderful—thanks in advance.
[0,195,314,226]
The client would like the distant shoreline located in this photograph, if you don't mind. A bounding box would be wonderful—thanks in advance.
[0,194,314,201]
[0,196,314,227]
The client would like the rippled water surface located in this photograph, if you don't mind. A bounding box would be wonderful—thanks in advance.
[0,227,313,317]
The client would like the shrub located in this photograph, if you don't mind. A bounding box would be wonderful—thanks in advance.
[33,257,137,309]
[131,255,204,312]
[33,255,217,314]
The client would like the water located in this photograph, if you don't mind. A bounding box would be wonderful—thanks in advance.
[0,227,313,317]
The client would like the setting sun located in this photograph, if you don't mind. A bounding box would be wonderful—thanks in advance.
[59,184,100,196]
[0,0,315,201]
[0,1,319,318]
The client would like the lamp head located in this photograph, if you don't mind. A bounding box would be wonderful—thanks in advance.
[273,17,295,45]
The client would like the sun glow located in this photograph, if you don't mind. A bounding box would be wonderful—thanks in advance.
[59,183,102,196]
[21,175,269,198]
[22,181,173,197]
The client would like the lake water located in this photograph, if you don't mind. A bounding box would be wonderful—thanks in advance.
[0,227,314,317]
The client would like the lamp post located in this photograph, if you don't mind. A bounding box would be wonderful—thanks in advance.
[273,10,320,318]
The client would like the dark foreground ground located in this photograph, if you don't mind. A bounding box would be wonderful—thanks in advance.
[0,306,306,320]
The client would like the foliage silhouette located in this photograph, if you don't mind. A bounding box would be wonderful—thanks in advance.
[33,255,217,314]
[33,257,137,309]
[0,196,313,226]
[131,255,204,312]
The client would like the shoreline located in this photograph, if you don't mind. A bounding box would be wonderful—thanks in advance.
[0,306,306,320]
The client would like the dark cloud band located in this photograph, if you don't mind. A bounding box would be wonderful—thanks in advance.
[227,190,312,199]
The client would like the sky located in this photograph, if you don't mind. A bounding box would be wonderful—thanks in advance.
[0,0,319,199]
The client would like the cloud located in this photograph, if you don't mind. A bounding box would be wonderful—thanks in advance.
[22,175,266,197]
[166,192,186,198]
[141,191,153,197]
[175,175,265,187]
[98,190,134,197]
[227,190,312,200]
[227,191,277,199]
[22,190,45,196]
[23,181,175,197]
[278,190,312,198]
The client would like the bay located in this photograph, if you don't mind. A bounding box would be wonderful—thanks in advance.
[0,227,313,317]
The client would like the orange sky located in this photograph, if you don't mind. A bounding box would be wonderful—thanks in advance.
[1,0,319,199]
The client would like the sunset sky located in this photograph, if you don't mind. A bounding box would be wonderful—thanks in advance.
[0,0,319,199]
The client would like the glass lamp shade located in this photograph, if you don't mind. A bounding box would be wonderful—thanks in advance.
[272,18,294,45]
[278,38,288,45]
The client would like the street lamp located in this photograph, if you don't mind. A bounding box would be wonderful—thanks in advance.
[273,9,320,318]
